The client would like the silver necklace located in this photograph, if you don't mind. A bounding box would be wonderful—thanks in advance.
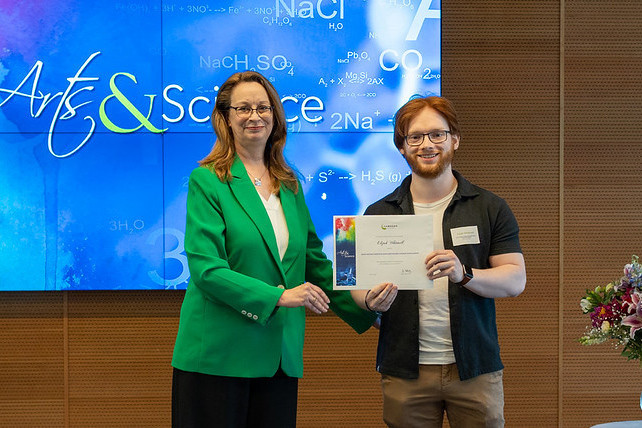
[248,168,268,186]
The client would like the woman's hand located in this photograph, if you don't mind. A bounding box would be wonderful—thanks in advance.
[277,282,330,314]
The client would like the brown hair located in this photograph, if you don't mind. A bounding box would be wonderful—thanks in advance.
[393,96,460,150]
[199,71,298,192]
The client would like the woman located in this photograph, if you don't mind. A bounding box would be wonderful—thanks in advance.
[171,71,377,428]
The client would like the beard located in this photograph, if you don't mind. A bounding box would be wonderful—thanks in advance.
[403,145,455,179]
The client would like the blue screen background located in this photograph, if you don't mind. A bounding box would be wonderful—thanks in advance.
[0,0,440,290]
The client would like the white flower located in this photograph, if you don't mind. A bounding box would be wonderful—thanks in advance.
[601,321,611,332]
[580,298,591,312]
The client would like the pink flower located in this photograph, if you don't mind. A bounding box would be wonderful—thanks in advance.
[622,291,641,314]
[622,295,642,339]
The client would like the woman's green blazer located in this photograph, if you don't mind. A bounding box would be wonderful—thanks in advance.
[172,158,376,378]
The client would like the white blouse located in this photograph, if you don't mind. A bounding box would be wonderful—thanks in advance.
[257,191,289,260]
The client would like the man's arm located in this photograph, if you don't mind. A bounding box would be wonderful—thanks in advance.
[461,252,526,298]
[425,250,526,298]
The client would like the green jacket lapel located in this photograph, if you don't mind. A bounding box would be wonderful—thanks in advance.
[228,157,282,270]
[279,185,302,276]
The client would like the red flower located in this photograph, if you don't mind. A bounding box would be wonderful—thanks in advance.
[590,302,622,329]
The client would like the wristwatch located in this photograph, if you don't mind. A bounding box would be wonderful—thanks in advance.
[456,264,473,286]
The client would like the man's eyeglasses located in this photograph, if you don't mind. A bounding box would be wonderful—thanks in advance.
[404,130,452,146]
[228,105,274,119]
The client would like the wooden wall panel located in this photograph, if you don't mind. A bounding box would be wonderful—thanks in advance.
[563,1,642,426]
[0,293,65,427]
[298,314,384,427]
[65,292,181,428]
[442,1,561,426]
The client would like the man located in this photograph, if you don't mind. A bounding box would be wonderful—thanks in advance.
[354,96,526,427]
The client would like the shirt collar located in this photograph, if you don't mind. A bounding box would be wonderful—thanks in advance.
[383,170,480,207]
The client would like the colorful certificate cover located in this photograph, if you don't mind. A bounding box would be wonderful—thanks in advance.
[334,216,358,287]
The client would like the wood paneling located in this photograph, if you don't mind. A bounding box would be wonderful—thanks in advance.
[298,314,384,427]
[443,2,561,426]
[0,293,65,427]
[563,1,642,427]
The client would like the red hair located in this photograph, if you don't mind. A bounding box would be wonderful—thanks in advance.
[393,96,460,150]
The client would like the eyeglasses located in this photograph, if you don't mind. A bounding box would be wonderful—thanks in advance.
[228,105,274,119]
[404,130,452,146]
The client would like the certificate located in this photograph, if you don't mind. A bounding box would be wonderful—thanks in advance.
[333,215,433,290]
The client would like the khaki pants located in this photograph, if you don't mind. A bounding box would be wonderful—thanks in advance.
[381,364,505,428]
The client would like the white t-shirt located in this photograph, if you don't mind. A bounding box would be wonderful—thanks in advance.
[413,186,457,365]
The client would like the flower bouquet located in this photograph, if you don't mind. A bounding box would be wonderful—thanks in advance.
[580,255,642,363]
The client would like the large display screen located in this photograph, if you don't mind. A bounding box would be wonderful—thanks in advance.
[0,0,441,290]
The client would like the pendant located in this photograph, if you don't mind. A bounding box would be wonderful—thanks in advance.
[254,178,262,186]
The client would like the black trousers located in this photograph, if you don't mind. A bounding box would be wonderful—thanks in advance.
[172,367,298,428]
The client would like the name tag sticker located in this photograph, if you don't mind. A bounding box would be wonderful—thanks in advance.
[450,226,480,246]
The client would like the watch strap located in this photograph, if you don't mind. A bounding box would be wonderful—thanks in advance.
[456,264,473,286]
